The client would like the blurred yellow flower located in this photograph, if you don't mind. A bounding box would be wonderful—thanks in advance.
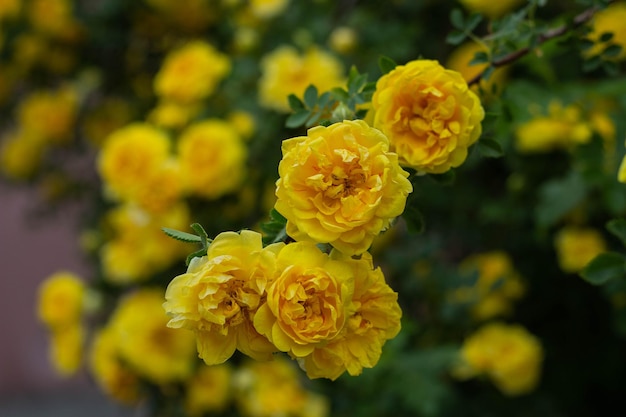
[0,130,45,180]
[97,123,171,202]
[227,110,256,141]
[253,242,354,360]
[17,86,78,145]
[177,119,247,199]
[515,101,593,153]
[259,45,344,112]
[100,203,190,284]
[300,251,402,380]
[89,326,142,405]
[329,26,358,54]
[109,289,197,384]
[372,59,484,174]
[28,0,81,41]
[0,0,19,20]
[48,323,84,376]
[148,101,200,130]
[234,357,329,417]
[275,120,412,255]
[185,364,233,416]
[445,41,508,96]
[554,226,607,273]
[455,322,543,396]
[154,40,231,103]
[585,2,626,61]
[456,251,526,321]
[458,0,525,19]
[249,0,290,19]
[164,230,284,365]
[37,271,85,330]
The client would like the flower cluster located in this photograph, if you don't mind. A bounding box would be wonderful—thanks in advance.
[164,230,401,380]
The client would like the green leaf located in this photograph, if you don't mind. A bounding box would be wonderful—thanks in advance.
[580,252,626,285]
[286,109,311,128]
[378,55,397,75]
[465,13,482,31]
[477,138,503,158]
[287,94,304,111]
[190,223,211,248]
[185,248,208,266]
[303,84,318,109]
[331,87,350,102]
[582,55,602,72]
[602,44,622,58]
[599,31,614,42]
[260,209,289,245]
[579,39,595,51]
[161,227,202,243]
[450,8,465,29]
[607,219,626,247]
[446,30,467,45]
[469,51,489,66]
[535,171,587,227]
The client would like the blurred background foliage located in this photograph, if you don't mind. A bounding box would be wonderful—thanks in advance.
[2,0,626,416]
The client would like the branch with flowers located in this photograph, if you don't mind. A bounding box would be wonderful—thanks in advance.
[7,0,626,416]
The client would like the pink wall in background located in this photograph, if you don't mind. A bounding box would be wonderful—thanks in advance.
[0,183,91,395]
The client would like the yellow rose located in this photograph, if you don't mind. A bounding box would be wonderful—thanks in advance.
[456,322,543,396]
[164,230,284,365]
[372,59,484,174]
[259,45,344,112]
[554,226,607,273]
[515,101,592,153]
[458,0,525,19]
[154,40,231,103]
[234,357,329,417]
[177,119,247,199]
[185,364,233,416]
[253,242,354,358]
[585,2,626,61]
[457,251,526,321]
[89,326,142,405]
[17,86,78,145]
[98,123,172,202]
[109,289,197,384]
[300,251,402,380]
[37,271,85,330]
[275,120,412,255]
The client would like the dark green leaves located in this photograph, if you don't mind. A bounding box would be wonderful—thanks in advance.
[535,171,587,228]
[378,55,397,75]
[447,9,483,45]
[607,219,626,246]
[260,209,288,246]
[580,252,626,285]
[162,223,212,266]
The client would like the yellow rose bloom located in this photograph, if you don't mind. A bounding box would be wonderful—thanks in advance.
[371,59,484,174]
[0,130,45,180]
[458,0,525,19]
[515,101,593,153]
[89,326,142,405]
[185,364,233,416]
[234,357,329,417]
[554,226,607,273]
[585,2,626,61]
[300,251,402,380]
[457,251,526,321]
[253,241,354,359]
[275,119,412,255]
[109,289,197,384]
[177,119,247,199]
[164,230,284,365]
[259,45,344,112]
[17,86,78,145]
[619,153,626,183]
[456,322,543,396]
[37,271,85,330]
[154,40,231,103]
[48,323,84,376]
[97,123,171,202]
